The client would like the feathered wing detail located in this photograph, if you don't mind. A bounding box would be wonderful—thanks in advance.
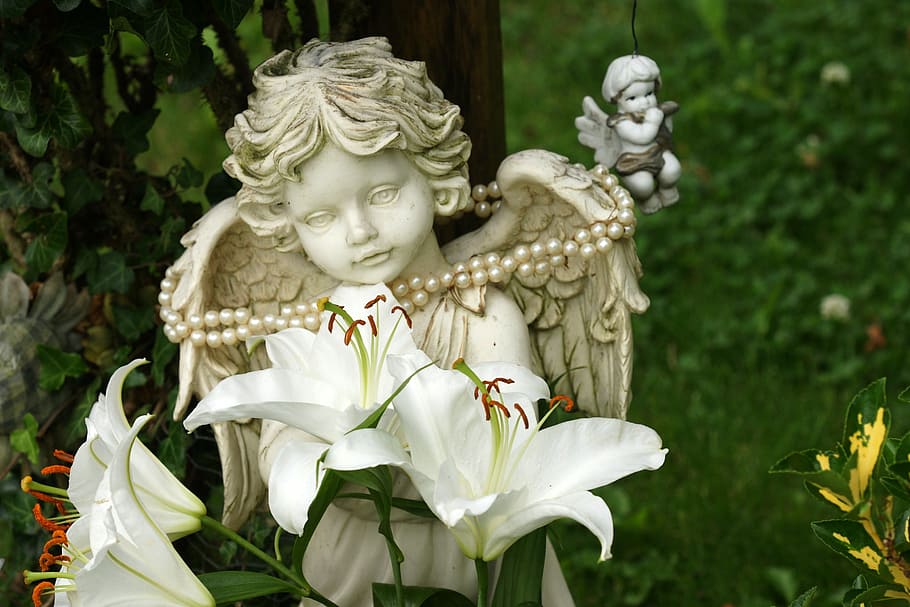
[168,197,337,528]
[575,96,622,168]
[443,150,649,419]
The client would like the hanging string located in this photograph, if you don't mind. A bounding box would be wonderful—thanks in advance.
[631,0,639,55]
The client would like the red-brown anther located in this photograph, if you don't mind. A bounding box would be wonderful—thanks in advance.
[32,581,53,607]
[549,395,575,412]
[391,305,412,328]
[344,319,365,345]
[480,394,492,420]
[365,294,387,309]
[489,399,511,417]
[23,487,63,507]
[43,530,68,552]
[53,450,74,463]
[513,403,530,429]
[32,503,67,533]
[39,552,55,572]
[41,465,71,476]
[328,311,339,333]
[368,314,378,336]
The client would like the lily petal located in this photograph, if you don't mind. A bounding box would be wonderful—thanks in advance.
[267,440,329,535]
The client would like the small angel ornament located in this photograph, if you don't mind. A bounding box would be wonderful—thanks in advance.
[576,54,681,213]
[160,37,649,606]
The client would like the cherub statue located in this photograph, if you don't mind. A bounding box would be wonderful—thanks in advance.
[159,37,649,606]
[576,54,681,213]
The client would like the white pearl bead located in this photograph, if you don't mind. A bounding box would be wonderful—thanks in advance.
[487,181,501,198]
[575,228,591,244]
[248,316,263,333]
[624,225,636,237]
[308,301,319,313]
[468,257,484,272]
[159,307,172,322]
[471,184,488,201]
[204,310,219,327]
[603,175,618,189]
[222,328,238,346]
[392,280,408,298]
[618,208,635,226]
[425,274,440,293]
[454,262,468,274]
[188,313,203,329]
[190,330,206,346]
[593,165,607,178]
[263,314,276,329]
[303,313,320,331]
[441,271,455,288]
[514,245,531,262]
[175,322,189,338]
[411,289,428,307]
[618,195,635,209]
[219,309,235,325]
[475,201,492,218]
[160,277,175,292]
[591,222,607,238]
[580,243,597,259]
[401,300,415,315]
[563,241,579,257]
[546,238,562,255]
[281,304,294,317]
[596,237,613,252]
[274,317,288,330]
[234,307,250,324]
[517,262,534,277]
[572,162,586,171]
[535,261,551,275]
[610,185,627,200]
[165,266,176,278]
[501,255,517,273]
[607,222,624,240]
[164,325,178,342]
[236,325,250,340]
[455,273,471,289]
[296,303,309,315]
[484,253,500,268]
[289,317,303,328]
[492,200,501,212]
[530,242,546,259]
[471,269,488,286]
[157,291,172,306]
[488,267,505,282]
[549,255,565,267]
[408,275,424,291]
[206,331,222,348]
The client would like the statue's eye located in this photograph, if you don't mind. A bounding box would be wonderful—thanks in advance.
[369,186,400,207]
[304,212,334,229]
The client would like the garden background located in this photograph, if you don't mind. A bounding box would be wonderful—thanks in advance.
[1,1,909,605]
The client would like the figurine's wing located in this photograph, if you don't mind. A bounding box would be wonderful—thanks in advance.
[443,150,649,418]
[575,96,622,168]
[168,197,337,528]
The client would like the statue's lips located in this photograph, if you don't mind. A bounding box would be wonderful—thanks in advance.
[356,250,391,266]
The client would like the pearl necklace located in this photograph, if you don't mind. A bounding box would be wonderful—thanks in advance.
[158,165,635,348]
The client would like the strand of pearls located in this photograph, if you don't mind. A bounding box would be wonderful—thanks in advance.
[158,165,634,348]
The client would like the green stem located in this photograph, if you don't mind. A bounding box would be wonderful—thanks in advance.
[475,559,489,607]
[385,536,405,607]
[201,516,303,585]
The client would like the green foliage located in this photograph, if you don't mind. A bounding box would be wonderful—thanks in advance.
[36,343,87,390]
[199,571,301,604]
[9,413,39,463]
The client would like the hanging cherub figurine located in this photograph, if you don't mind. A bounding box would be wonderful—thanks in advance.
[159,37,649,606]
[576,54,681,213]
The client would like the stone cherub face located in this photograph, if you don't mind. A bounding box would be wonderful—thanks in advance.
[285,143,436,285]
[615,79,658,114]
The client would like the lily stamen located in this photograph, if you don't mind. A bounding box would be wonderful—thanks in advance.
[368,314,378,336]
[53,449,74,463]
[513,403,530,429]
[43,530,68,552]
[41,464,71,476]
[344,319,366,345]
[549,395,575,412]
[364,293,387,308]
[32,504,68,532]
[31,581,54,607]
[390,305,412,328]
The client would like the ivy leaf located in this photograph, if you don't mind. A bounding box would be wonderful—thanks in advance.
[151,329,177,386]
[144,2,196,66]
[36,344,88,391]
[65,377,101,444]
[24,211,68,274]
[174,157,203,189]
[157,40,215,93]
[53,0,80,10]
[112,109,159,156]
[205,171,241,205]
[111,302,154,341]
[15,122,51,157]
[211,0,253,28]
[63,168,104,214]
[108,0,153,17]
[154,215,185,258]
[0,0,37,18]
[9,414,40,464]
[157,414,187,478]
[71,246,98,280]
[58,3,108,56]
[140,182,165,215]
[46,84,91,148]
[87,250,134,294]
[16,162,56,209]
[0,65,31,114]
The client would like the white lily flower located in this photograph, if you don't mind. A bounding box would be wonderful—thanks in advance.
[67,359,205,539]
[183,283,427,534]
[325,353,668,561]
[40,415,215,607]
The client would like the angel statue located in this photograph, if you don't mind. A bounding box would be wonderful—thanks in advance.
[158,37,650,606]
[576,53,681,214]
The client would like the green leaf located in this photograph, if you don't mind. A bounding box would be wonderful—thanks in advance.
[63,168,103,214]
[87,250,134,294]
[788,587,817,607]
[113,109,159,156]
[140,182,165,215]
[898,386,910,404]
[65,377,101,444]
[9,413,40,464]
[15,122,51,157]
[151,329,177,386]
[174,157,203,189]
[371,584,475,607]
[0,65,31,114]
[211,0,253,28]
[491,526,546,607]
[198,571,300,603]
[846,584,910,606]
[157,40,215,93]
[17,162,56,209]
[293,472,344,571]
[205,171,241,205]
[0,0,37,18]
[24,211,68,274]
[53,0,80,10]
[36,344,88,391]
[157,417,187,478]
[46,84,91,148]
[144,2,196,65]
[108,0,153,17]
[72,246,98,280]
[811,520,897,583]
[111,302,154,341]
[57,3,107,56]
